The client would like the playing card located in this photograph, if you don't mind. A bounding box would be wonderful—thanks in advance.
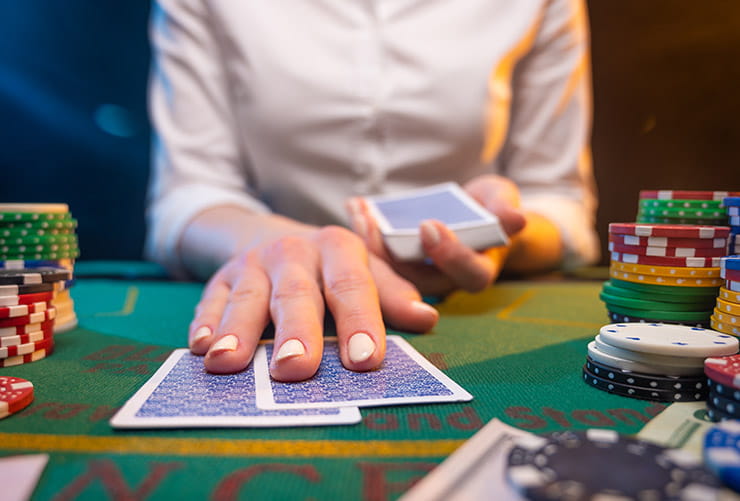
[254,335,473,410]
[399,419,530,501]
[109,349,361,428]
[364,182,508,261]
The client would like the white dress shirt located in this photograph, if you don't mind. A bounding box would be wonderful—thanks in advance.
[146,0,599,276]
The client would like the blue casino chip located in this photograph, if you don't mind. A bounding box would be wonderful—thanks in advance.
[722,255,740,272]
[704,420,740,492]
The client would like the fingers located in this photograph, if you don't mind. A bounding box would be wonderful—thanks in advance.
[420,220,500,292]
[189,265,232,355]
[347,197,391,260]
[262,237,325,382]
[465,175,526,236]
[368,256,439,333]
[318,226,386,372]
[203,255,272,374]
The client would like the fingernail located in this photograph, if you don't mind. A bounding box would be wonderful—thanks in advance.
[348,332,376,363]
[209,334,238,354]
[412,300,438,316]
[190,326,212,348]
[420,221,440,247]
[274,338,306,362]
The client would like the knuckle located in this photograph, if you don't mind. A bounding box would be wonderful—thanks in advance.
[325,269,374,297]
[272,277,317,303]
[229,285,269,305]
[317,225,356,245]
[263,236,312,262]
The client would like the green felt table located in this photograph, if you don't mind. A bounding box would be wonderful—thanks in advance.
[0,262,671,500]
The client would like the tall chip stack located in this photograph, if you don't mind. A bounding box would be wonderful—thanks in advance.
[600,190,738,327]
[712,255,740,337]
[725,197,740,255]
[0,204,80,339]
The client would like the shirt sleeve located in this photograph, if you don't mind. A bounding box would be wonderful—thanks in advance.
[146,0,270,277]
[499,0,600,269]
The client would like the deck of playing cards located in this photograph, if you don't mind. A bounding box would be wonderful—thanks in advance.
[364,182,509,261]
[110,336,472,429]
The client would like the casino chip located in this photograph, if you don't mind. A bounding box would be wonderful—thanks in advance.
[704,420,740,492]
[506,429,722,500]
[598,323,739,358]
[640,190,740,201]
[0,375,34,419]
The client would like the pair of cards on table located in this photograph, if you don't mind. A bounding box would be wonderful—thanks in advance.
[364,182,508,261]
[110,336,472,429]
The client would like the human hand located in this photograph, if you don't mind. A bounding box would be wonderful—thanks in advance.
[187,226,439,381]
[347,175,526,297]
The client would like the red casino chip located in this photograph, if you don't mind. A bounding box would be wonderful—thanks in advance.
[0,319,54,337]
[609,223,730,239]
[0,307,56,328]
[608,234,727,249]
[0,376,34,419]
[0,301,47,319]
[639,190,740,201]
[0,291,54,307]
[0,336,53,359]
[608,242,726,258]
[611,251,721,268]
[705,355,740,390]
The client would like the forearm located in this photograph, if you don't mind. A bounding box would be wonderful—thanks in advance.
[179,205,315,280]
[503,211,564,275]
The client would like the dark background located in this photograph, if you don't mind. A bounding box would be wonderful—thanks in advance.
[0,1,738,264]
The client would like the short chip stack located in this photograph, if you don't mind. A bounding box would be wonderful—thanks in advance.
[704,355,740,422]
[583,323,739,402]
[604,222,728,326]
[712,255,740,337]
[0,267,71,367]
[0,203,79,333]
[704,420,740,492]
[637,189,739,225]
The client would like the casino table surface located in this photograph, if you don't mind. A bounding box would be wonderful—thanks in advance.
[1,261,673,500]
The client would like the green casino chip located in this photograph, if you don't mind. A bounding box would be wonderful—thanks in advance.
[606,303,712,323]
[0,234,77,246]
[638,207,726,219]
[0,219,78,231]
[0,212,73,223]
[0,249,80,261]
[636,215,727,225]
[608,278,719,297]
[0,227,75,239]
[601,281,717,306]
[639,199,725,210]
[599,291,714,313]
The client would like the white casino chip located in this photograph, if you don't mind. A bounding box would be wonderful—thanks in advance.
[598,323,739,358]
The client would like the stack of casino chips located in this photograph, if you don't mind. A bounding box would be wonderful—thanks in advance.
[712,255,740,337]
[505,429,723,499]
[637,189,739,226]
[0,203,79,333]
[582,323,739,402]
[704,355,740,422]
[703,421,740,493]
[726,197,740,254]
[0,267,71,367]
[603,222,728,327]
